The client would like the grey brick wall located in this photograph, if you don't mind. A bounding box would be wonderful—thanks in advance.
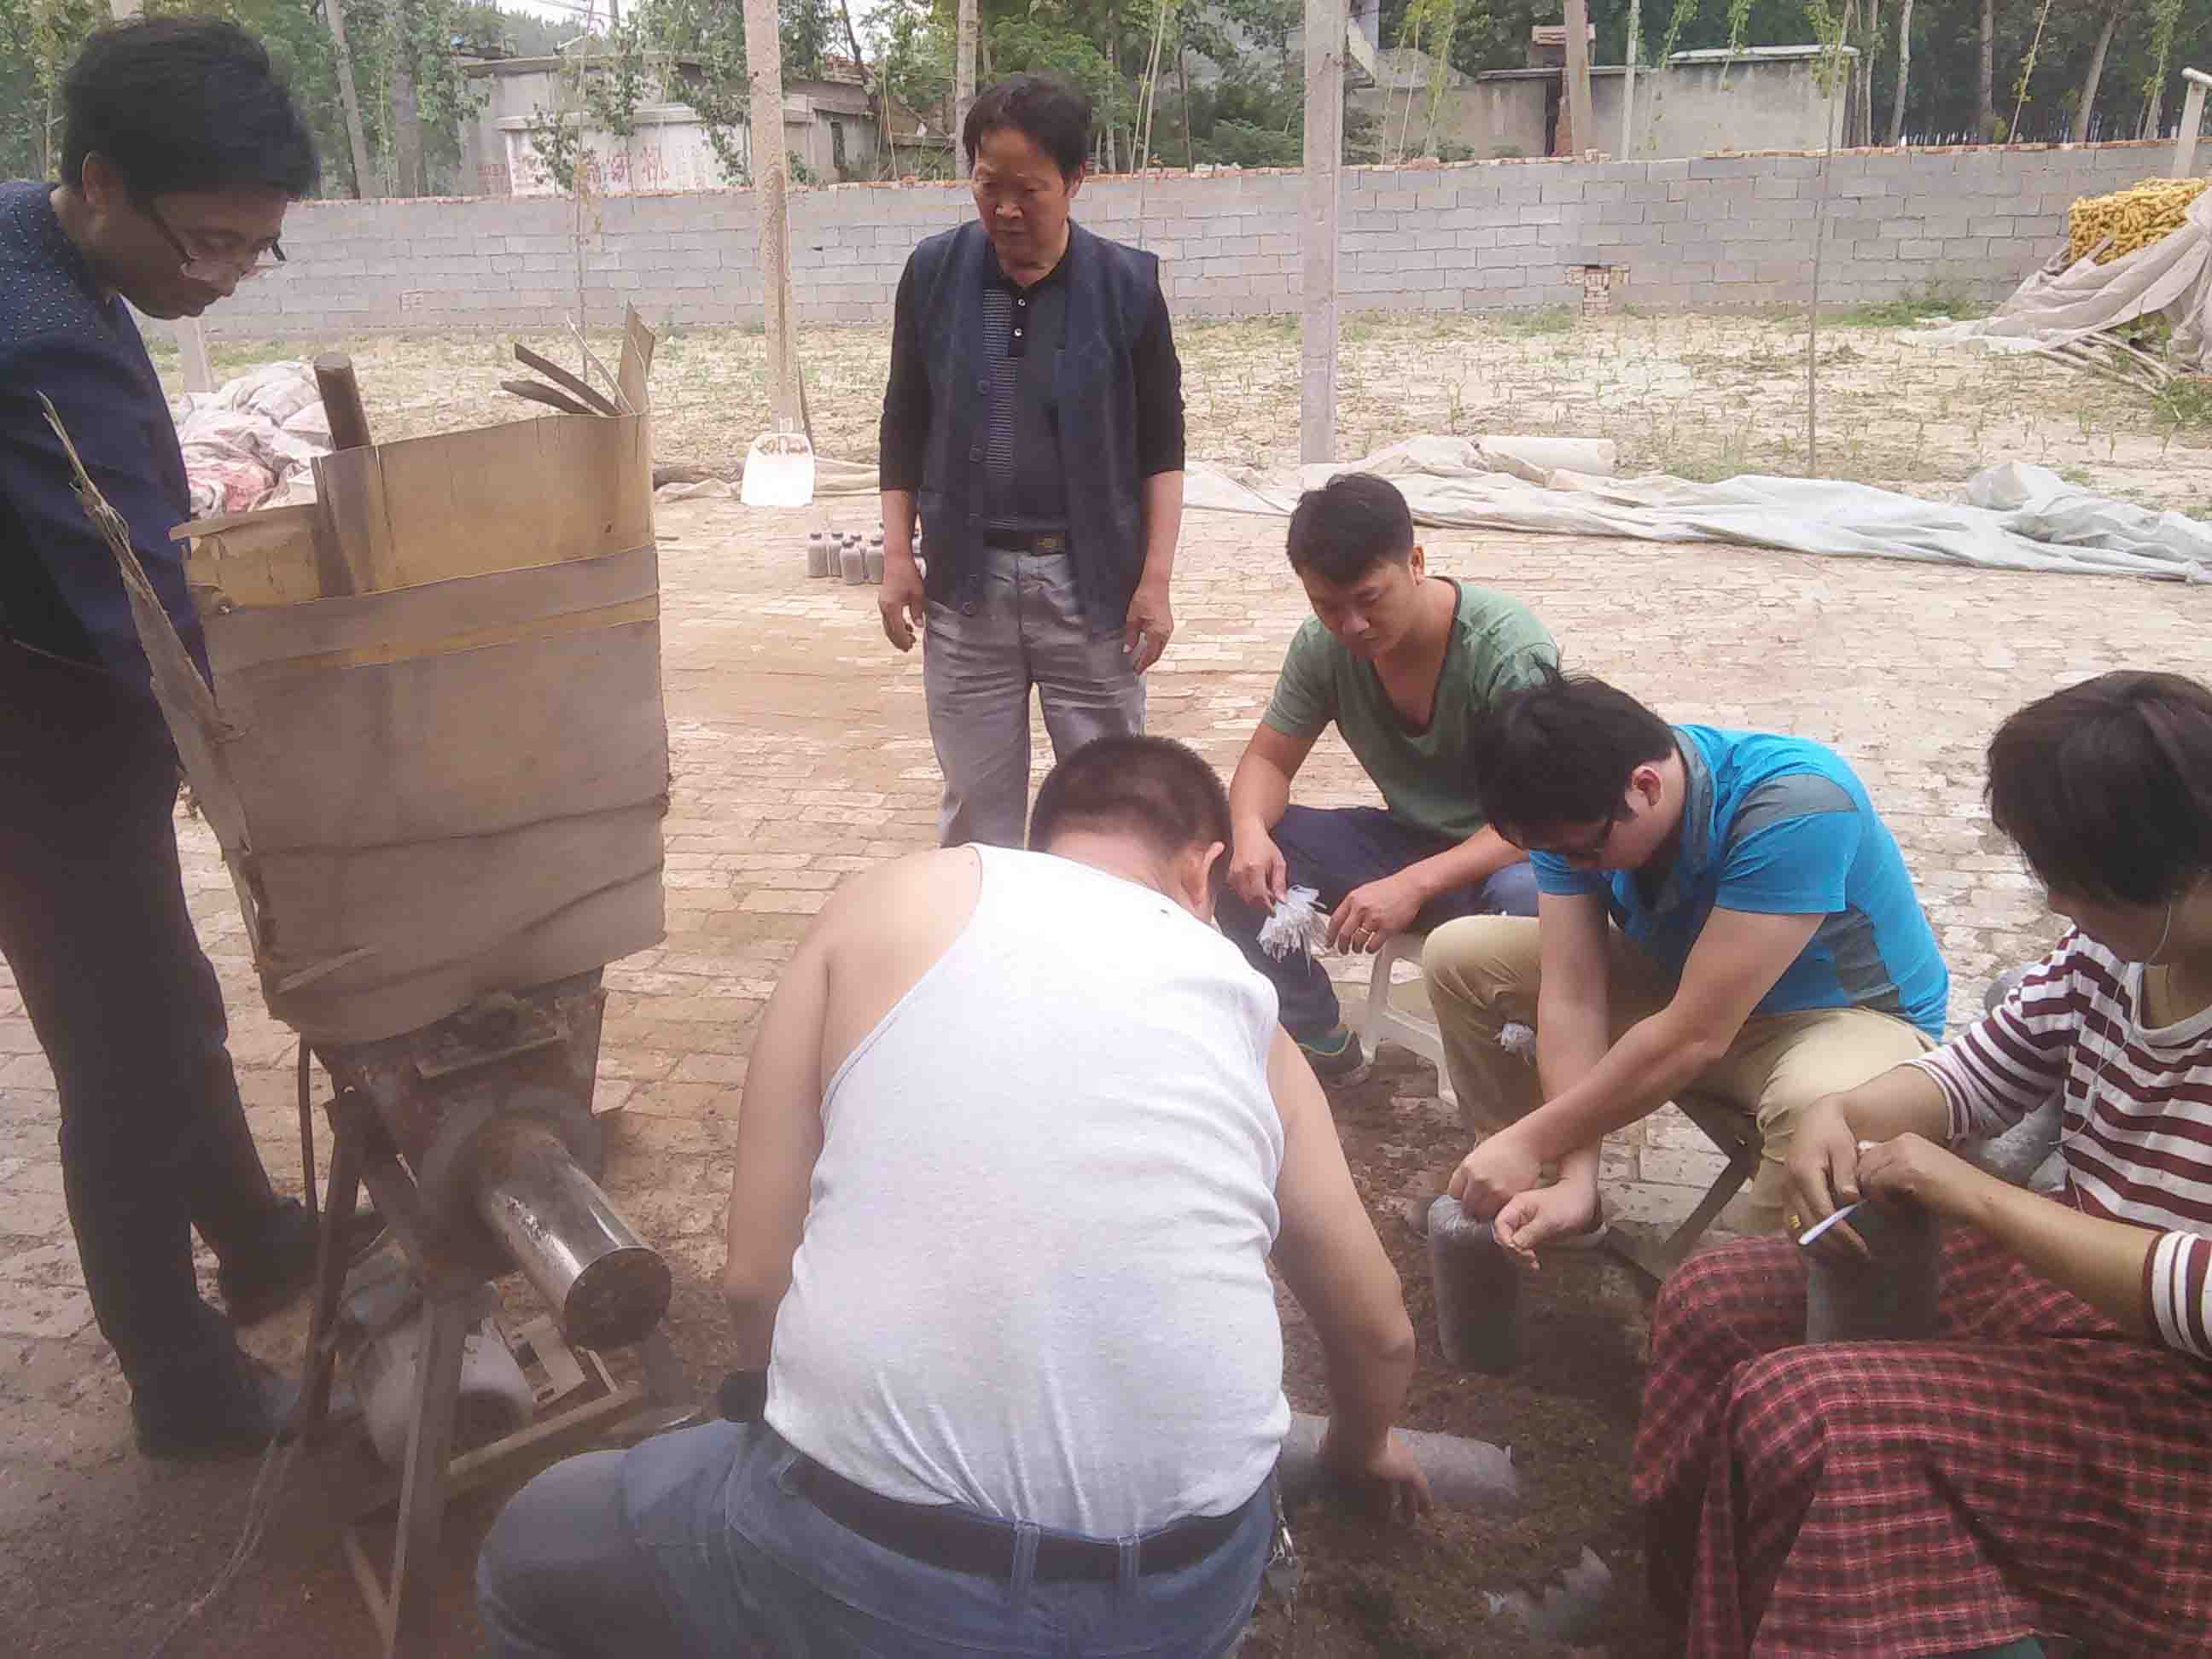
[205,140,2168,338]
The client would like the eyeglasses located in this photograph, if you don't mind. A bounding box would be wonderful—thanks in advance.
[1538,821,1617,865]
[142,199,286,282]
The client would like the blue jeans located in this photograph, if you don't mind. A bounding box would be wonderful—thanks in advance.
[1214,805,1540,1040]
[477,1422,1272,1658]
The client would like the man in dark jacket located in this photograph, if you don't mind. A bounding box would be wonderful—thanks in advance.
[876,73,1185,848]
[0,18,327,1458]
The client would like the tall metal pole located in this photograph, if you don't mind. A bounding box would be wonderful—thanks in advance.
[742,0,800,428]
[1300,0,1342,464]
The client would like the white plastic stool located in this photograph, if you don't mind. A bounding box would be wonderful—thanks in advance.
[1356,932,1455,1109]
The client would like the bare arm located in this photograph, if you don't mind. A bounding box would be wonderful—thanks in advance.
[1326,823,1534,952]
[1394,824,1525,906]
[1847,1131,2159,1340]
[877,488,924,651]
[1225,722,1318,908]
[1456,891,1612,1245]
[1124,470,1184,673]
[721,928,831,1369]
[881,487,918,554]
[1517,908,1820,1161]
[1454,906,1821,1219]
[720,849,978,1364]
[1267,1027,1416,1459]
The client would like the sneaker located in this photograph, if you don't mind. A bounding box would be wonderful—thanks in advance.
[218,1200,386,1329]
[134,1350,300,1462]
[1296,1024,1371,1088]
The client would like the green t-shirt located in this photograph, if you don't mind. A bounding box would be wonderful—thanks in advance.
[1261,579,1557,843]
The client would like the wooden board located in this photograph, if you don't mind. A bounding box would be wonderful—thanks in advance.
[178,504,324,608]
[311,413,650,595]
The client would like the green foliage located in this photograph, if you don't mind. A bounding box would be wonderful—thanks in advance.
[1499,304,1575,335]
[2155,377,2212,435]
[1835,284,1982,326]
[0,0,101,180]
[2140,0,2182,129]
[628,0,750,178]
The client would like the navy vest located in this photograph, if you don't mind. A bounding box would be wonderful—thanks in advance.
[910,219,1159,637]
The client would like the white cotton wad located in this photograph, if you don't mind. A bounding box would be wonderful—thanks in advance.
[1497,1022,1537,1060]
[1257,887,1328,962]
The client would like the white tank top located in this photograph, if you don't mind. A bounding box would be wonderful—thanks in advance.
[765,845,1290,1537]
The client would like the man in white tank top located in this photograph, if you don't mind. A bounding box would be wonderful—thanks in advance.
[479,736,1429,1657]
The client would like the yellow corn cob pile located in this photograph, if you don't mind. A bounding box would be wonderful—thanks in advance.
[2067,177,2210,265]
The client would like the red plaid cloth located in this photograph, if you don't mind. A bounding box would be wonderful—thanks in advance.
[1632,1227,2212,1656]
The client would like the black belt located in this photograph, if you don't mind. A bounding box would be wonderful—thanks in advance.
[981,528,1069,555]
[791,1457,1247,1582]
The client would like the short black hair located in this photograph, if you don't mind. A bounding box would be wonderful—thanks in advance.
[963,73,1091,180]
[1987,671,2212,907]
[1029,736,1232,881]
[1469,668,1678,845]
[1285,474,1416,585]
[62,17,318,199]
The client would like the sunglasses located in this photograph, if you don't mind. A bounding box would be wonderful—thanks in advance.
[142,199,286,282]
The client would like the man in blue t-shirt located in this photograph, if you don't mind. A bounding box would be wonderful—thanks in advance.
[1423,671,1948,1249]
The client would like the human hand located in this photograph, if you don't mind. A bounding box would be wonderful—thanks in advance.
[1326,874,1423,952]
[1784,1094,1868,1260]
[1318,1425,1434,1524]
[1491,1178,1599,1268]
[1228,826,1289,909]
[1447,1130,1543,1223]
[1123,579,1174,673]
[878,552,925,651]
[1855,1132,1983,1225]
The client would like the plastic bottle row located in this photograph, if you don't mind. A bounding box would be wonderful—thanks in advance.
[808,530,885,585]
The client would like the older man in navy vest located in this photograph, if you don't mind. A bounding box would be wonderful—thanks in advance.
[876,73,1186,848]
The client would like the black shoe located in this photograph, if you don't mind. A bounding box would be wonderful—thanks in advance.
[218,1200,385,1329]
[133,1352,300,1462]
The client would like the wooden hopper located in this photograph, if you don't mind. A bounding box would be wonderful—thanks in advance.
[146,310,668,1045]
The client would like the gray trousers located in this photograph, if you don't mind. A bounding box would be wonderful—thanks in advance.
[923,548,1146,848]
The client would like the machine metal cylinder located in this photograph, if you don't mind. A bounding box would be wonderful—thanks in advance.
[470,1119,673,1350]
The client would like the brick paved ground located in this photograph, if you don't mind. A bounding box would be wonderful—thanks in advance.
[3,496,2207,1494]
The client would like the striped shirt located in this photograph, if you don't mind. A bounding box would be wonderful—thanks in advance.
[1912,931,2212,1360]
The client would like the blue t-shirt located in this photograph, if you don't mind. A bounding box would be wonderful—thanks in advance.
[1531,725,1949,1039]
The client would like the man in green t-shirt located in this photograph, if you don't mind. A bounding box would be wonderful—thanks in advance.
[1219,474,1557,1084]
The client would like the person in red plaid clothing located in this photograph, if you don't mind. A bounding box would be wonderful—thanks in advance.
[1636,669,2212,1658]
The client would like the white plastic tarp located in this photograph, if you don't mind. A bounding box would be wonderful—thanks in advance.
[1909,185,2212,371]
[1182,435,2211,583]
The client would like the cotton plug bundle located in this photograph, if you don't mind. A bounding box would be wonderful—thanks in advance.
[1258,886,1329,962]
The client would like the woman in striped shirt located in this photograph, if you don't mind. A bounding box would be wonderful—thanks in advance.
[1633,670,2212,1658]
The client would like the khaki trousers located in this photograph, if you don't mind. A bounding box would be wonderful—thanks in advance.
[1421,917,1935,1232]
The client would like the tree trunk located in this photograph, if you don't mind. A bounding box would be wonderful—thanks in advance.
[1179,36,1194,168]
[1860,0,1879,146]
[1620,0,1641,158]
[323,0,378,197]
[1562,0,1594,157]
[955,0,978,177]
[1301,0,1342,463]
[742,0,801,430]
[1976,0,1995,141]
[1889,0,1913,142]
[2073,3,2121,143]
[389,0,426,198]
